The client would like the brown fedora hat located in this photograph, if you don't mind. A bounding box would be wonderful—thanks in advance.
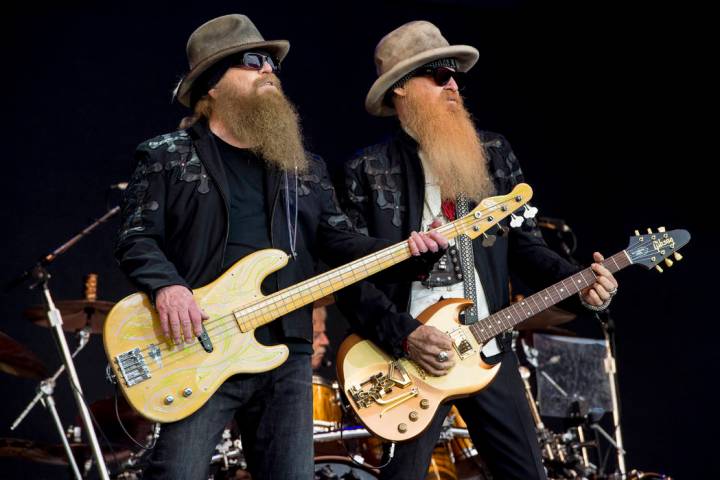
[365,21,479,117]
[174,14,290,107]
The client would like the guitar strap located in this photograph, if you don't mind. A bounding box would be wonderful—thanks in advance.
[455,193,478,325]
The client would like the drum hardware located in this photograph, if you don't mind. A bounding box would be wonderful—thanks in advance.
[9,326,93,480]
[6,204,125,480]
[596,309,627,478]
[210,428,247,472]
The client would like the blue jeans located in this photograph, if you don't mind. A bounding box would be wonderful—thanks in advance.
[144,354,313,479]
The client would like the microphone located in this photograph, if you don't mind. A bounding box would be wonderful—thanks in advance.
[109,182,129,191]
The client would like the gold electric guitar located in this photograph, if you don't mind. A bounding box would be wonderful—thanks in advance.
[337,228,690,442]
[103,184,533,423]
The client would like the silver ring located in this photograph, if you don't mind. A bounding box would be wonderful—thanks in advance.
[436,351,449,363]
[608,287,618,297]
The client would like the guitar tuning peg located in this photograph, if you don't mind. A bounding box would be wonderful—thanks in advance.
[657,226,666,232]
[634,230,641,236]
[664,258,674,267]
[673,252,683,261]
[655,265,664,273]
[647,228,653,234]
[522,205,538,219]
[510,213,524,228]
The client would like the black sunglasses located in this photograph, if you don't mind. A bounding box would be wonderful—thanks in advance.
[232,51,281,73]
[413,66,465,89]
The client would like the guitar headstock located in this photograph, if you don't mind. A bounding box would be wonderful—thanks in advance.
[625,227,690,272]
[453,183,534,240]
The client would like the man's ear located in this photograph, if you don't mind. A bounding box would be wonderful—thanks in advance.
[393,86,407,98]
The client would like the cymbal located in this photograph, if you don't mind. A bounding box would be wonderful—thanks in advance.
[0,437,131,466]
[516,305,577,331]
[0,331,47,379]
[24,299,114,334]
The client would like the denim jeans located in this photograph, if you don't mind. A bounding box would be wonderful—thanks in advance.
[144,353,313,479]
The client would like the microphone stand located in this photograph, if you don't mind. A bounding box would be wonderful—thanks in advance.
[6,206,121,480]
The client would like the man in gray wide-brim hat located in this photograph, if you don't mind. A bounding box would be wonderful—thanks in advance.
[115,14,448,480]
[337,20,618,480]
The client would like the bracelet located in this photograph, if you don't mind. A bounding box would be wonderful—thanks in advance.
[579,293,612,312]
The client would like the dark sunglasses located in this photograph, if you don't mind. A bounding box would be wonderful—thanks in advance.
[232,51,281,73]
[413,66,465,89]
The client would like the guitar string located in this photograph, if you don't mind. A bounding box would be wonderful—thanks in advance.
[122,199,523,371]
[135,206,508,371]
[135,235,678,384]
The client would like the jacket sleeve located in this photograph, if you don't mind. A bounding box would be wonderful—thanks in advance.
[114,146,190,299]
[333,155,422,358]
[495,135,583,311]
[312,156,440,284]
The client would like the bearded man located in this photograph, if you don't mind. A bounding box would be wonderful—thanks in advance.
[337,21,619,479]
[115,15,447,479]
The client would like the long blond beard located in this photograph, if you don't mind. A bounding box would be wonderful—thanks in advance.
[213,76,308,172]
[402,88,494,202]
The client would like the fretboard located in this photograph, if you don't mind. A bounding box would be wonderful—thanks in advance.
[468,251,631,343]
[233,206,491,332]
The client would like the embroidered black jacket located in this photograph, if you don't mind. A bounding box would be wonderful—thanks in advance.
[114,121,396,342]
[336,130,581,357]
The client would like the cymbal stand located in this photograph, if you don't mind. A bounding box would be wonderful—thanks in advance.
[596,310,627,478]
[11,327,91,431]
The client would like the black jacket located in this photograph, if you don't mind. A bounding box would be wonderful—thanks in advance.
[336,130,581,357]
[115,121,394,342]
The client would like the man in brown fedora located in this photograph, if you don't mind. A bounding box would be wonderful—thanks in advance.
[337,20,618,479]
[114,14,447,479]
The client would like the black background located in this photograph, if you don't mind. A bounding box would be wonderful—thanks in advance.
[0,1,713,478]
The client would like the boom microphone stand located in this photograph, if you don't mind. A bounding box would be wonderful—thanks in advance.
[6,206,121,480]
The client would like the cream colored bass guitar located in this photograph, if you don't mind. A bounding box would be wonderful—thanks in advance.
[337,228,690,442]
[103,184,534,423]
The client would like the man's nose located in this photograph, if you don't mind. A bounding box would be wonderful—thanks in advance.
[445,76,459,92]
[260,61,273,74]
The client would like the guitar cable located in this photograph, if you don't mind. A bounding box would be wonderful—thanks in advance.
[338,401,396,469]
[113,384,159,451]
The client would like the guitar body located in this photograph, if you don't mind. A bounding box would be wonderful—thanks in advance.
[337,299,501,442]
[103,249,291,423]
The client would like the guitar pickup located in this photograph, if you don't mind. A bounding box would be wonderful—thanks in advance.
[449,328,475,360]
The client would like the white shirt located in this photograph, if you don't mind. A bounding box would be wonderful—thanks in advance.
[408,151,500,356]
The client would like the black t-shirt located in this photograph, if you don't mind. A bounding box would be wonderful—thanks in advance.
[216,135,311,354]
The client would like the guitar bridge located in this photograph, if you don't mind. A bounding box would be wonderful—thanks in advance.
[347,361,416,411]
[115,348,151,387]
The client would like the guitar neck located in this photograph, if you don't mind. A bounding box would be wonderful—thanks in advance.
[235,213,477,331]
[468,251,631,343]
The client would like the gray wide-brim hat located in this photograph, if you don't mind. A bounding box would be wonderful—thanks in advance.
[174,14,290,107]
[365,20,479,117]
